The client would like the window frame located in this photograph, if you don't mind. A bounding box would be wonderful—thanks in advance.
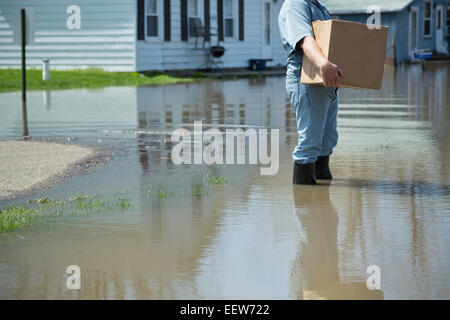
[438,7,441,29]
[223,0,238,40]
[188,0,200,18]
[187,0,204,40]
[446,2,450,36]
[423,0,433,38]
[144,0,163,41]
[409,6,419,58]
[263,1,271,46]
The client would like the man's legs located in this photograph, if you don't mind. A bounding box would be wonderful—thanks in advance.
[315,88,338,180]
[288,80,336,184]
[320,88,338,157]
[293,84,334,164]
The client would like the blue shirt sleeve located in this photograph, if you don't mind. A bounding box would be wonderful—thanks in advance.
[280,1,314,51]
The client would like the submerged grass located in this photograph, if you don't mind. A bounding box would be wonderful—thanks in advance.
[0,68,207,93]
[147,187,178,199]
[147,175,230,200]
[0,194,133,233]
[0,207,38,233]
[117,197,132,210]
[204,174,231,185]
[0,174,231,233]
[365,142,393,152]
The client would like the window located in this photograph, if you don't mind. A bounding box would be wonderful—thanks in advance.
[188,0,198,17]
[145,0,159,38]
[424,1,432,37]
[224,0,235,38]
[188,0,200,37]
[438,8,441,29]
[264,2,270,45]
[447,2,450,35]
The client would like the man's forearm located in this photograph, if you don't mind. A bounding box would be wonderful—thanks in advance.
[298,35,343,87]
[298,36,328,69]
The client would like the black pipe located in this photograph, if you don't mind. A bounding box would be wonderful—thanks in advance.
[21,8,29,137]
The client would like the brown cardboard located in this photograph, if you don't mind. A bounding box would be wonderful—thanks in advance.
[301,20,389,90]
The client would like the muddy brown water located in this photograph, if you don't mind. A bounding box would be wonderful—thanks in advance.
[0,65,449,299]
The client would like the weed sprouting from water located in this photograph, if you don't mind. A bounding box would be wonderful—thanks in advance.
[64,194,111,213]
[365,142,393,152]
[70,194,89,202]
[190,184,206,197]
[146,174,230,201]
[147,187,179,199]
[117,197,132,210]
[1,174,231,233]
[204,174,231,185]
[28,197,60,206]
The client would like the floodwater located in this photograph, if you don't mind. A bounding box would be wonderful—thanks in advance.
[0,64,449,299]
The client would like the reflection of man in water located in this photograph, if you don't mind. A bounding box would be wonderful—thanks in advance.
[279,0,343,185]
[291,185,384,299]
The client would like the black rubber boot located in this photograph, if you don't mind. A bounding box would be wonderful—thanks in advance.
[315,156,332,180]
[293,162,317,185]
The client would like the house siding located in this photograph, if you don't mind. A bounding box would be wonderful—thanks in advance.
[395,8,410,63]
[332,12,399,63]
[331,0,449,64]
[5,0,445,71]
[0,0,290,71]
[408,0,449,52]
[269,0,286,68]
[136,0,287,71]
[0,0,136,71]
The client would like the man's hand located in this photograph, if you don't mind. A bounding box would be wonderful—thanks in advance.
[300,36,344,87]
[318,60,344,87]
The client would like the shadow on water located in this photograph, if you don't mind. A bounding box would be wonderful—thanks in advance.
[291,185,384,300]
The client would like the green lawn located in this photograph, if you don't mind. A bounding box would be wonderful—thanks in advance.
[0,68,206,93]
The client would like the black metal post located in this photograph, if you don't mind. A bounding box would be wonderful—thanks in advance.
[21,8,29,138]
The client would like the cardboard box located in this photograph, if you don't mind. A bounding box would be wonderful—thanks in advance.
[301,20,389,90]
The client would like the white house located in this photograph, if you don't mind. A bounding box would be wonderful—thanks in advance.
[0,0,286,71]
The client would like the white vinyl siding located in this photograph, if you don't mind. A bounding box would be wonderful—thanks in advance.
[137,0,286,71]
[0,0,288,72]
[0,0,136,71]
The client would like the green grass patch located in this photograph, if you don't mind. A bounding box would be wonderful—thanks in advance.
[0,174,231,233]
[0,206,38,233]
[0,68,206,93]
[0,194,135,233]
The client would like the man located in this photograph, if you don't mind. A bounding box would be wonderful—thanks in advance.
[278,0,343,185]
